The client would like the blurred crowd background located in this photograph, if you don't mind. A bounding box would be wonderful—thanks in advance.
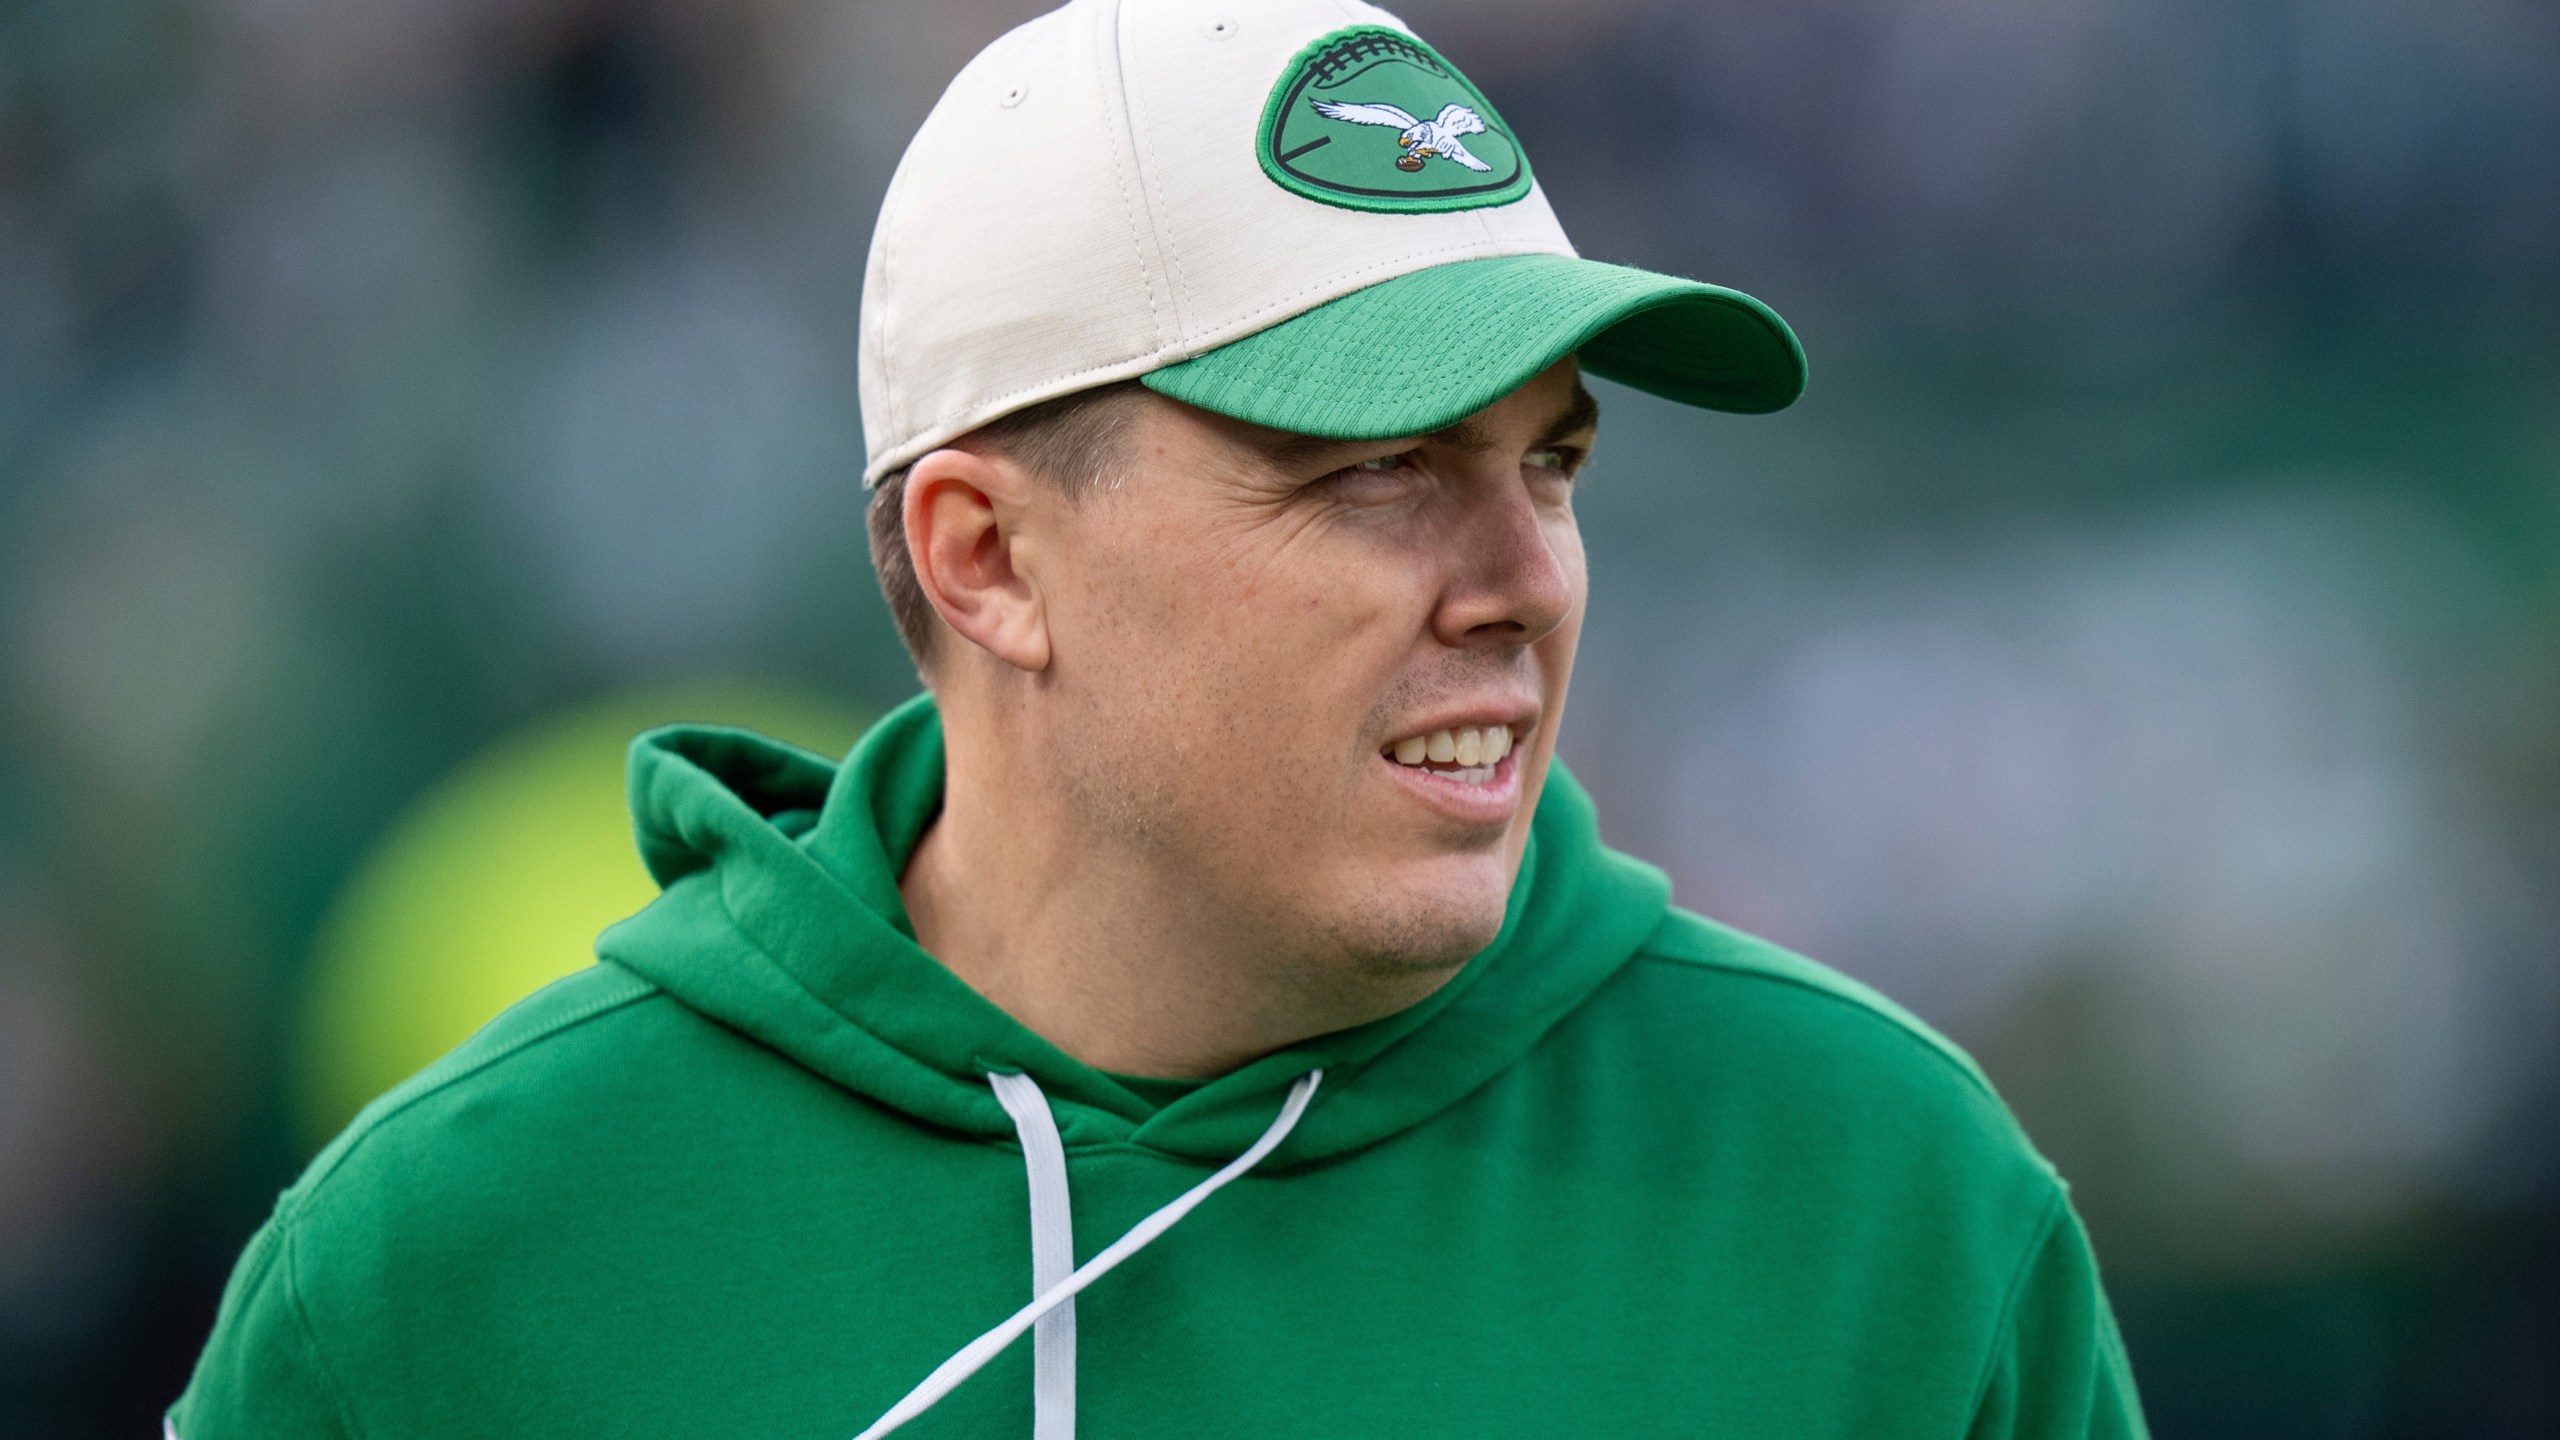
[3,0,2556,1433]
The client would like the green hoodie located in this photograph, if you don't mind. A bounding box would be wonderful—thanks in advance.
[173,695,2146,1439]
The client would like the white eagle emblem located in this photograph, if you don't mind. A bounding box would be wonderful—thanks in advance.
[1310,100,1493,173]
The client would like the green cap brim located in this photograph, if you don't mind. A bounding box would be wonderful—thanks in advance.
[1140,254,1805,439]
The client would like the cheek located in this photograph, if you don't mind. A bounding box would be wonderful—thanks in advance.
[1059,520,1424,809]
[1111,514,1419,681]
[1227,535,1441,761]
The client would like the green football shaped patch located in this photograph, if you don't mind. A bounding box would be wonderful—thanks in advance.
[1258,25,1533,214]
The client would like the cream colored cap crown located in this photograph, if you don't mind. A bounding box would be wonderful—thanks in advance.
[858,0,1576,484]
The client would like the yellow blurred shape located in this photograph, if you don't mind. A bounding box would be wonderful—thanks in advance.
[296,685,872,1147]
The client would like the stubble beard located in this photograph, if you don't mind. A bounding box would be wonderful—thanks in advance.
[1052,706,1502,1005]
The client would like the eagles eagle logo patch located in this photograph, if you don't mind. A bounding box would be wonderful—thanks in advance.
[1257,26,1532,213]
[1311,101,1493,173]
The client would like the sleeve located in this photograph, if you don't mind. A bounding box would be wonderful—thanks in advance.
[165,1213,360,1440]
[1967,1192,2152,1440]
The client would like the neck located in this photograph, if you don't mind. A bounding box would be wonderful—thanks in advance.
[899,703,1445,1078]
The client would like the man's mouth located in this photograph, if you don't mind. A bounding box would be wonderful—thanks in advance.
[1381,724,1518,787]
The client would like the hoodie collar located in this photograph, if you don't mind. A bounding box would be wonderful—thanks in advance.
[602,693,1670,1167]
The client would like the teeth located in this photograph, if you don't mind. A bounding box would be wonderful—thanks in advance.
[1386,723,1523,770]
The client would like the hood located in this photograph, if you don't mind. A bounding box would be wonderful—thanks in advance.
[598,693,1671,1168]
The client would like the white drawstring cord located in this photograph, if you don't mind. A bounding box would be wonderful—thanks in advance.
[989,1072,1077,1440]
[849,1069,1323,1440]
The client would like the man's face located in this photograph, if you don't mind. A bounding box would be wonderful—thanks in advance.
[1033,358,1594,986]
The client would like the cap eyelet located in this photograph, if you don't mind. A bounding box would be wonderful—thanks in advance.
[1201,19,1239,40]
[998,81,1029,108]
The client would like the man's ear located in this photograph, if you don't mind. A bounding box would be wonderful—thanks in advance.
[903,446,1052,673]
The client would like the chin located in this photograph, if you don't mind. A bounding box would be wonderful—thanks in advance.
[1324,861,1516,979]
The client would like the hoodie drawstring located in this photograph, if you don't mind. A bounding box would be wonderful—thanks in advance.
[849,1069,1323,1440]
[990,1072,1078,1440]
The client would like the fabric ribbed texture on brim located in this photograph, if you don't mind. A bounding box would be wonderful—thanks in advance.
[1140,254,1804,439]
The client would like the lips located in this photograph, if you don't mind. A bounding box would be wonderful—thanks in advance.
[1374,713,1534,828]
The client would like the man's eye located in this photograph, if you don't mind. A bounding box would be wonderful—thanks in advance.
[1322,451,1418,492]
[1525,447,1582,474]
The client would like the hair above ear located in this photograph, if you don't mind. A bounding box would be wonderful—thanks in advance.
[868,465,939,676]
[867,381,1147,676]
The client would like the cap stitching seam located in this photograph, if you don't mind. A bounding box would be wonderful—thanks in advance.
[1113,0,1191,337]
[869,153,915,446]
[1099,0,1174,354]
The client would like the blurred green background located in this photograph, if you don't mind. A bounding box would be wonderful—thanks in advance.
[1,1,2555,1434]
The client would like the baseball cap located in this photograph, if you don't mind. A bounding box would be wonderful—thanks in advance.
[858,0,1804,484]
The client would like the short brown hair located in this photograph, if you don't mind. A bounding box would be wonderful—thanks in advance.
[867,381,1146,674]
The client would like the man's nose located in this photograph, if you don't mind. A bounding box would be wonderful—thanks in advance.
[1431,477,1577,649]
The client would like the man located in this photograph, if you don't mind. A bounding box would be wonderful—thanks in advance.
[174,2,2147,1437]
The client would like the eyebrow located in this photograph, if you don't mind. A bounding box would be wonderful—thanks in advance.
[1265,380,1602,472]
[1532,382,1602,449]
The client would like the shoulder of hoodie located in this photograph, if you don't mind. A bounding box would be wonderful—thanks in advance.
[1603,904,2061,1187]
[255,962,725,1256]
